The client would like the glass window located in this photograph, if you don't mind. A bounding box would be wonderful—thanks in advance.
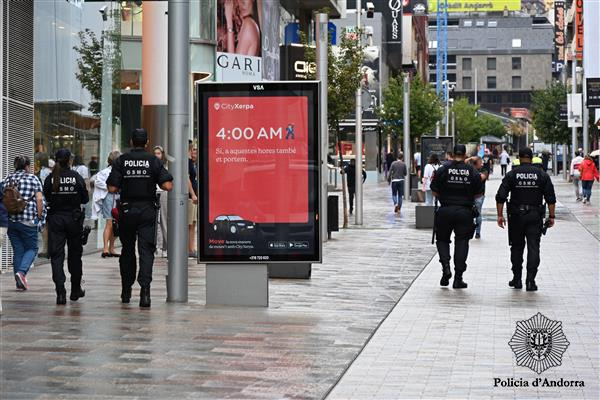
[488,20,498,27]
[512,76,522,89]
[512,57,521,70]
[512,38,522,47]
[487,57,496,70]
[462,57,472,71]
[461,39,473,49]
[487,76,497,89]
[476,20,485,26]
[464,20,472,27]
[190,0,215,41]
[463,76,472,90]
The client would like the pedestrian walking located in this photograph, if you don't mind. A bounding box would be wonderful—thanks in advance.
[468,156,489,239]
[387,153,408,213]
[570,151,584,201]
[495,147,556,291]
[414,150,421,177]
[38,156,54,259]
[0,179,7,314]
[344,158,366,215]
[93,151,121,258]
[2,156,47,291]
[385,151,394,176]
[107,128,173,308]
[430,144,483,289]
[422,153,440,206]
[188,144,199,258]
[500,146,510,176]
[43,149,89,305]
[153,145,168,257]
[579,154,599,204]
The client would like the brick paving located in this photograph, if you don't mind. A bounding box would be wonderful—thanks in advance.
[0,178,435,399]
[327,169,599,400]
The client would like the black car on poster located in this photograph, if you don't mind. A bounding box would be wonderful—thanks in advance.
[212,215,256,235]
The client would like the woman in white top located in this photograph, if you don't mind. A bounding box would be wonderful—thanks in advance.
[422,153,441,206]
[93,151,120,258]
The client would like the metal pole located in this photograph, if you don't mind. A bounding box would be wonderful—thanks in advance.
[571,45,577,160]
[167,0,189,302]
[435,121,440,138]
[451,111,455,137]
[445,83,449,136]
[316,12,328,240]
[403,75,411,203]
[355,3,363,225]
[474,68,477,106]
[553,143,558,176]
[562,143,568,180]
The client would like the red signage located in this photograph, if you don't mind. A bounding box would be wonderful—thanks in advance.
[575,0,583,60]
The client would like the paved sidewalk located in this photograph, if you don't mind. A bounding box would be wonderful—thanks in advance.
[0,179,434,399]
[327,171,599,400]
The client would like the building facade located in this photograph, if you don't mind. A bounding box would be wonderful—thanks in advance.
[428,15,554,112]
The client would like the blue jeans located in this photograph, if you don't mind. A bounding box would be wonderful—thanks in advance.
[425,190,434,206]
[7,220,39,275]
[474,196,484,235]
[581,180,594,201]
[391,180,404,207]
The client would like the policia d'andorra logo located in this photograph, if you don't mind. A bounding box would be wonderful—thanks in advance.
[508,313,570,374]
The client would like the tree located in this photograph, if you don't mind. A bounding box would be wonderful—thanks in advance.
[531,81,570,144]
[303,26,363,228]
[477,114,506,138]
[452,97,480,142]
[379,75,442,146]
[73,29,103,116]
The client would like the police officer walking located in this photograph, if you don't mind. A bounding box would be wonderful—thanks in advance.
[430,144,483,289]
[43,149,89,305]
[107,129,173,308]
[495,147,556,291]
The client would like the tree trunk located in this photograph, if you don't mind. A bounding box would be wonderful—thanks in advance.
[337,129,349,229]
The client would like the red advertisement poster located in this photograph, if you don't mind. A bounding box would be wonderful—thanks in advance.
[208,96,309,223]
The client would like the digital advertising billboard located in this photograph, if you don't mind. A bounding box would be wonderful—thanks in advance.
[197,82,321,263]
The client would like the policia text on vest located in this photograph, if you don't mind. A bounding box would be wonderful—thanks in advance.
[430,144,484,289]
[107,128,174,308]
[43,149,89,305]
[495,147,556,292]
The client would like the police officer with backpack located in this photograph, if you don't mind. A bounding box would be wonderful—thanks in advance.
[107,128,173,308]
[495,147,556,291]
[430,144,483,289]
[43,149,89,305]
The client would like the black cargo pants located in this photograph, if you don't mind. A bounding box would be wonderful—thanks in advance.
[435,205,475,275]
[119,202,157,289]
[508,209,543,281]
[48,211,84,287]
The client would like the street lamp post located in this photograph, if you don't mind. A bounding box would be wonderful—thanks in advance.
[403,76,411,203]
[355,2,363,225]
[316,12,328,240]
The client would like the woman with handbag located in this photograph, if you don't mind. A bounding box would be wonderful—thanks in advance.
[94,151,121,258]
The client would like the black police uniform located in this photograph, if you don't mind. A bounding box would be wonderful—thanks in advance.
[43,158,89,304]
[495,162,556,290]
[106,139,172,306]
[430,156,483,288]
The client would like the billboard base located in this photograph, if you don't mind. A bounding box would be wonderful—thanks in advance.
[206,264,268,307]
[268,263,312,279]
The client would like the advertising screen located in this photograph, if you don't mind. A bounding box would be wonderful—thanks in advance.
[197,82,321,263]
[420,136,454,172]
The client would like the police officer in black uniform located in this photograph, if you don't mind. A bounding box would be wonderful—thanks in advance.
[107,129,173,307]
[495,147,556,291]
[430,144,483,289]
[43,149,89,305]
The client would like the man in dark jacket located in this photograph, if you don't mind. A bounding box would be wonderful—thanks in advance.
[343,159,367,215]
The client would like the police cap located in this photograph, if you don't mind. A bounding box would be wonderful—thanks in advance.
[55,148,71,161]
[131,128,148,143]
[518,148,533,159]
[453,144,467,156]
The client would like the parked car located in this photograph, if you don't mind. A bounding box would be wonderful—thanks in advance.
[212,215,255,235]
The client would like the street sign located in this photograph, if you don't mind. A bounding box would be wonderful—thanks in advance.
[196,81,321,263]
[586,78,600,108]
[568,93,583,127]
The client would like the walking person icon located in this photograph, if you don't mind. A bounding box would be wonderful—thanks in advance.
[285,124,295,140]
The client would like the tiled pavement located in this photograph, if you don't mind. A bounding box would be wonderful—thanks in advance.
[327,169,599,400]
[0,177,436,399]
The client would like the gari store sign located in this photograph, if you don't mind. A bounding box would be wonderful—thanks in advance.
[215,52,262,82]
[429,0,520,12]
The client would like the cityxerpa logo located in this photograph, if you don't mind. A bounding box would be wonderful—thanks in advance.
[508,312,570,374]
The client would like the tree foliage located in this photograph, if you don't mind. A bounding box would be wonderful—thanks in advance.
[73,29,103,116]
[379,75,442,141]
[452,97,480,142]
[478,114,507,138]
[531,81,570,144]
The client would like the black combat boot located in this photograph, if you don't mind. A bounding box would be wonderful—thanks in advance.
[452,272,468,289]
[56,285,67,305]
[526,270,538,291]
[121,286,132,303]
[508,268,523,289]
[70,280,86,301]
[440,263,452,286]
[139,287,151,308]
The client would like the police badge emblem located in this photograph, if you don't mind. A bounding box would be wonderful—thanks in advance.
[508,312,570,374]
